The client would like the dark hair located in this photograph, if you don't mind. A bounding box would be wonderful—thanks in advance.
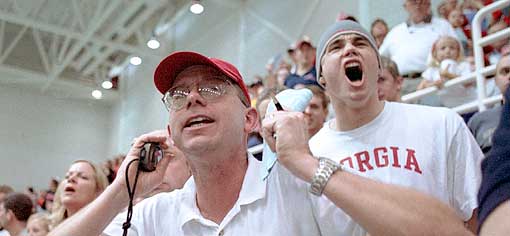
[3,193,33,222]
[304,85,330,109]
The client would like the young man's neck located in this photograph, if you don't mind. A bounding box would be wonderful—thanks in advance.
[6,221,27,236]
[332,97,385,131]
[191,149,249,224]
[296,63,313,76]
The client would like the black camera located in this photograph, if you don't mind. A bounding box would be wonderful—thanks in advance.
[139,142,162,172]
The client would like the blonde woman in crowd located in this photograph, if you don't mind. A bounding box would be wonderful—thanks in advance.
[27,213,50,236]
[49,160,108,229]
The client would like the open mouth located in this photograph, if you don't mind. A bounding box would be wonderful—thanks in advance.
[345,62,363,83]
[64,186,75,193]
[184,116,214,128]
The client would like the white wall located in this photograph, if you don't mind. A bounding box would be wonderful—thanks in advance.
[0,84,113,191]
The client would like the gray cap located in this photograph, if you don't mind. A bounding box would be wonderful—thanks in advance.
[315,20,381,85]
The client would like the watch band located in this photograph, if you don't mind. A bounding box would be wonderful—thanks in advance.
[310,157,341,196]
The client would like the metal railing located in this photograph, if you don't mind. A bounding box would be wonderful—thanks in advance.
[402,0,510,114]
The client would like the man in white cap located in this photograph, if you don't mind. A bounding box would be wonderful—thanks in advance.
[265,20,481,233]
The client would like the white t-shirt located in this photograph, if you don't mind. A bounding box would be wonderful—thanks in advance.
[103,154,367,236]
[379,17,457,75]
[422,61,477,107]
[309,102,483,221]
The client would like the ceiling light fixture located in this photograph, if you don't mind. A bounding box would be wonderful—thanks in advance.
[92,90,103,99]
[130,56,142,65]
[102,81,113,89]
[190,0,204,14]
[147,38,160,49]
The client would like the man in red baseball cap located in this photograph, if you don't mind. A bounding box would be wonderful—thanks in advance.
[50,51,472,236]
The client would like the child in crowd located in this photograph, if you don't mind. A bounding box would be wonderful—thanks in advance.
[418,36,476,107]
[448,7,471,56]
[27,213,50,236]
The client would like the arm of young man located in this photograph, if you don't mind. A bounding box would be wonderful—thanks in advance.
[48,131,179,236]
[262,111,473,236]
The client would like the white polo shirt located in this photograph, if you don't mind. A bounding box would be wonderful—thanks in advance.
[379,17,457,75]
[103,154,366,236]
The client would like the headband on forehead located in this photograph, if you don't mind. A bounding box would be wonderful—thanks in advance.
[315,20,381,86]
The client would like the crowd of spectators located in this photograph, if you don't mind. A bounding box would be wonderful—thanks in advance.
[1,0,509,235]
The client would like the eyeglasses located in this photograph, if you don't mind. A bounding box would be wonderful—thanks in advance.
[162,76,239,111]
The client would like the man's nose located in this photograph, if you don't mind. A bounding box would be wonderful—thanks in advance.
[342,42,357,57]
[185,87,207,109]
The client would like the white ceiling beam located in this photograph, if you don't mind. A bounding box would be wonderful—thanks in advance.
[0,25,28,63]
[298,0,320,37]
[135,29,145,47]
[49,30,60,64]
[0,0,46,64]
[58,18,79,64]
[32,29,51,73]
[81,1,163,76]
[9,0,19,14]
[57,35,73,65]
[71,0,86,32]
[154,2,190,36]
[245,8,293,43]
[42,0,124,91]
[74,0,147,71]
[0,4,162,60]
[0,20,5,56]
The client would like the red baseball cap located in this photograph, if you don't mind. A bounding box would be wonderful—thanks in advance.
[154,51,250,105]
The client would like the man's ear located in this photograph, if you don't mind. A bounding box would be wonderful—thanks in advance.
[244,107,260,133]
[6,209,14,221]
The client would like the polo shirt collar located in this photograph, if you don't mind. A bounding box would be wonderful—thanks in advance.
[178,153,267,229]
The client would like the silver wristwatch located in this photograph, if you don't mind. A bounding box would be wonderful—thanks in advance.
[310,157,341,196]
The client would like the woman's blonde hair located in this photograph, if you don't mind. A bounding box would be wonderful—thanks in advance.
[49,160,108,229]
[27,212,51,233]
[429,36,465,67]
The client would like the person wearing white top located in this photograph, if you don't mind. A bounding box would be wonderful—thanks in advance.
[308,20,480,234]
[379,0,457,95]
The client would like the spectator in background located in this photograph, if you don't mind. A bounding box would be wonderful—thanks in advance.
[379,0,457,95]
[26,213,50,236]
[247,77,264,107]
[49,160,108,229]
[437,0,458,19]
[303,85,329,138]
[0,186,13,204]
[370,18,389,48]
[448,7,472,56]
[418,36,476,108]
[102,160,115,184]
[284,36,320,89]
[487,20,510,65]
[378,56,403,102]
[0,185,14,236]
[0,193,33,236]
[468,52,510,154]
